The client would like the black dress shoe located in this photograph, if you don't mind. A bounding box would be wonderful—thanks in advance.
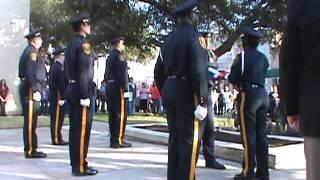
[72,167,98,176]
[255,175,269,180]
[53,140,69,146]
[205,160,226,170]
[110,142,132,148]
[122,142,132,147]
[25,151,47,158]
[234,174,255,180]
[60,140,69,145]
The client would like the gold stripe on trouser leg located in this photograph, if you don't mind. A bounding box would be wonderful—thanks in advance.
[119,88,125,145]
[80,107,87,173]
[28,89,33,155]
[189,95,200,180]
[240,92,249,175]
[54,92,60,144]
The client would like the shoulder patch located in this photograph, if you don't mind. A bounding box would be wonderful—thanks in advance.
[82,42,91,55]
[199,36,207,49]
[30,52,37,61]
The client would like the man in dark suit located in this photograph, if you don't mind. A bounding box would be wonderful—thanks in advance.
[280,1,320,179]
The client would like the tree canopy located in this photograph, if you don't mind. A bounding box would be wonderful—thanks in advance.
[31,0,287,62]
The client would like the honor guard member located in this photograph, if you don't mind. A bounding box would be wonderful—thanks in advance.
[49,47,68,145]
[154,0,209,179]
[19,28,47,158]
[104,37,132,148]
[228,27,269,180]
[199,32,226,170]
[64,13,98,176]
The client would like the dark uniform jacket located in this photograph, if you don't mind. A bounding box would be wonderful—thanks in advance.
[19,44,42,92]
[36,57,47,83]
[49,61,65,99]
[104,49,129,91]
[154,25,209,105]
[228,49,269,89]
[64,34,94,99]
[280,0,320,136]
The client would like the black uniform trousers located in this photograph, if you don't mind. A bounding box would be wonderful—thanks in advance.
[68,84,93,174]
[20,80,40,155]
[162,79,201,180]
[0,102,6,116]
[49,91,65,144]
[239,87,269,177]
[106,81,127,145]
[200,93,216,163]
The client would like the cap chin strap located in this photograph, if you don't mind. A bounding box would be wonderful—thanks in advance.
[241,51,245,75]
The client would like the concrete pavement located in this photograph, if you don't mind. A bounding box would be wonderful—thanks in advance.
[0,121,306,180]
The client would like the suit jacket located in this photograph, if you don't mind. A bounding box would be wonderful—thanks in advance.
[280,0,320,136]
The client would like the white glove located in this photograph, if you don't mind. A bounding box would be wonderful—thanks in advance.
[194,105,208,121]
[58,100,65,106]
[33,91,41,102]
[80,98,90,107]
[123,92,130,98]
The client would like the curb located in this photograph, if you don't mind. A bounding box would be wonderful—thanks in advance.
[125,124,304,169]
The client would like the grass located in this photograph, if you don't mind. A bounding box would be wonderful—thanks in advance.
[94,113,167,124]
[0,116,70,129]
[0,113,234,129]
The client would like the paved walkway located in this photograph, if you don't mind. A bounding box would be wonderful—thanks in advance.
[0,121,306,180]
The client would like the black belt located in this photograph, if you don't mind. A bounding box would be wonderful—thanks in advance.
[107,80,117,83]
[167,75,187,80]
[241,82,263,90]
[69,80,77,84]
[250,84,260,88]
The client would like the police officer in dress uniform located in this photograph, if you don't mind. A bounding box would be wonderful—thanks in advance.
[37,46,49,115]
[104,37,132,148]
[199,32,226,170]
[228,27,269,180]
[19,28,47,158]
[154,0,209,179]
[49,47,68,145]
[64,13,98,176]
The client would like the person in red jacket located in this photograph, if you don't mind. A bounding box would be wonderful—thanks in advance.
[149,81,161,115]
